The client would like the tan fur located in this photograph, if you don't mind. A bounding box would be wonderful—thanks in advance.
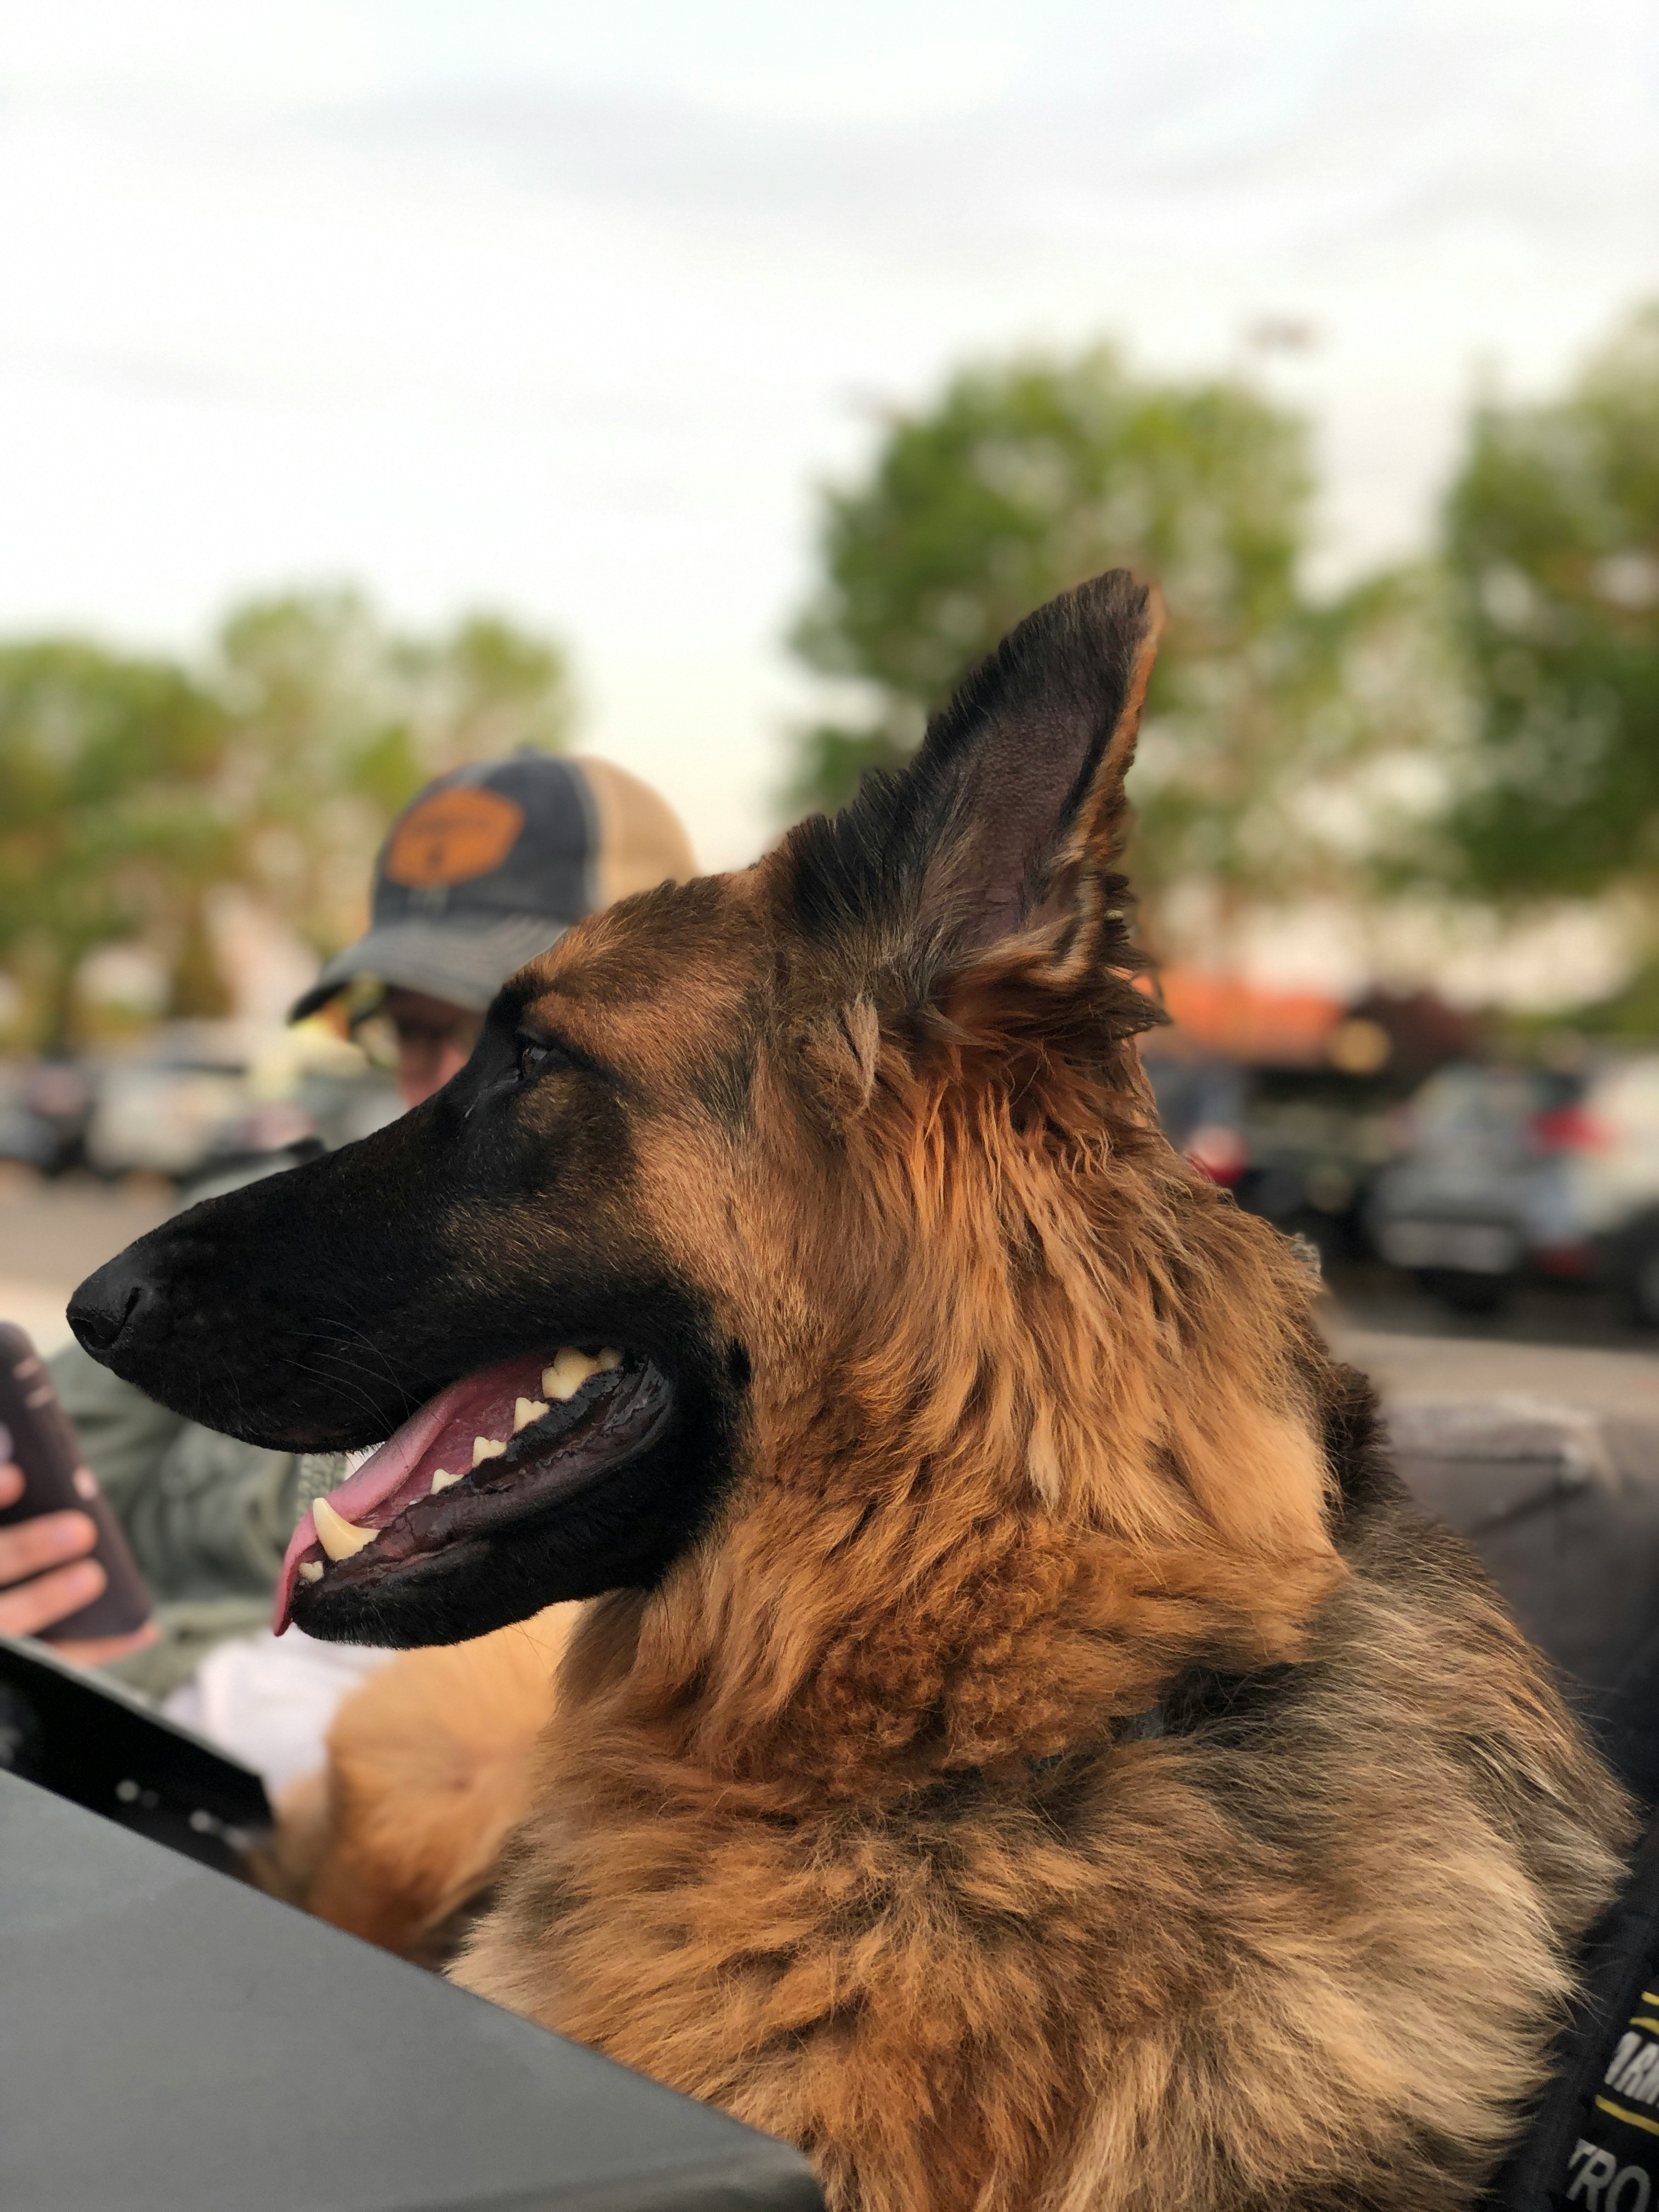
[271,1609,569,1966]
[283,577,1630,2208]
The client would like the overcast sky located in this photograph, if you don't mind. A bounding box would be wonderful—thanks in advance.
[2,0,1656,866]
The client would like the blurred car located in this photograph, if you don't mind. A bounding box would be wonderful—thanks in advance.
[87,1056,292,1180]
[1145,983,1479,1266]
[1143,1054,1249,1184]
[1571,1057,1659,1325]
[1368,1063,1575,1310]
[1369,1054,1659,1319]
[1232,1064,1401,1260]
[0,1059,98,1174]
[1145,1050,1400,1263]
[83,1024,399,1183]
[0,1063,57,1170]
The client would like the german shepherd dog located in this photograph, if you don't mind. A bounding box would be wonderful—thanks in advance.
[72,573,1629,2212]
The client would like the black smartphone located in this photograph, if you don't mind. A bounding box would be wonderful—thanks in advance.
[0,1322,152,1641]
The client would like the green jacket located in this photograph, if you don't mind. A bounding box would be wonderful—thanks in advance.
[49,1340,344,1700]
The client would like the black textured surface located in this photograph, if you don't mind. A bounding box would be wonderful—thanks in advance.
[0,1633,270,1873]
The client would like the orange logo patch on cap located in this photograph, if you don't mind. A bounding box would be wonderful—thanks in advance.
[383,787,525,888]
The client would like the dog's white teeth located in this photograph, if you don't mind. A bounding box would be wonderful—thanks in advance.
[542,1347,601,1401]
[313,1496,378,1561]
[297,1560,324,1584]
[513,1396,550,1434]
[472,1435,508,1468]
[430,1468,462,1493]
[595,1348,623,1373]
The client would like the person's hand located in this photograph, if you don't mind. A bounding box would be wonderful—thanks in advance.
[0,1462,157,1667]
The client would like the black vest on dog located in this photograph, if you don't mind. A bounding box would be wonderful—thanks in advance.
[1489,1816,1659,2211]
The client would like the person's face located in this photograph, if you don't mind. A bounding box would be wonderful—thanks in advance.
[382,988,485,1108]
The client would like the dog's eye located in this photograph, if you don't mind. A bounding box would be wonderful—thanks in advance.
[516,1035,567,1084]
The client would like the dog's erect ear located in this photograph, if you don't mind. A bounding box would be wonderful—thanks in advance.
[785,569,1161,998]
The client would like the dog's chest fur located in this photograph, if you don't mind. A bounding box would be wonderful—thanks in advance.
[454,1498,1628,2212]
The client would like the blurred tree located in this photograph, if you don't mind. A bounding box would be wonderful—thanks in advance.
[415,613,577,763]
[216,591,577,955]
[213,589,577,957]
[0,592,576,1046]
[1443,303,1659,900]
[785,347,1449,932]
[0,642,228,1049]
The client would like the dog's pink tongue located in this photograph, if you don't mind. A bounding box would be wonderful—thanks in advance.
[273,1353,546,1633]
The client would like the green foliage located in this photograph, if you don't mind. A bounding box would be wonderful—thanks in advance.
[1561,955,1659,1042]
[793,347,1307,705]
[212,590,575,957]
[785,346,1450,916]
[0,592,574,1048]
[429,613,577,761]
[1443,304,1659,899]
[0,643,229,1047]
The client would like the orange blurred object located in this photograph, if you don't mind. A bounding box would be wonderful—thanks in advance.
[1150,970,1342,1068]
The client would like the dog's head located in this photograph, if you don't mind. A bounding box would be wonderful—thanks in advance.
[71,571,1339,1696]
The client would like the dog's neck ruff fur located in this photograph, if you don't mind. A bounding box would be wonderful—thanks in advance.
[561,962,1345,1814]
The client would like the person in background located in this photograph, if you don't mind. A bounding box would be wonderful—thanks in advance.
[14,753,695,1747]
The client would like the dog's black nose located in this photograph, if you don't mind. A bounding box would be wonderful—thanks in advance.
[69,1252,160,1359]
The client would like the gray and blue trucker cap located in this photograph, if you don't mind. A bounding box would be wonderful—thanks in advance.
[289,753,696,1022]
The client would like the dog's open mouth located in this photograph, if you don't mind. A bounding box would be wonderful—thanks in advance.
[274,1346,674,1633]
